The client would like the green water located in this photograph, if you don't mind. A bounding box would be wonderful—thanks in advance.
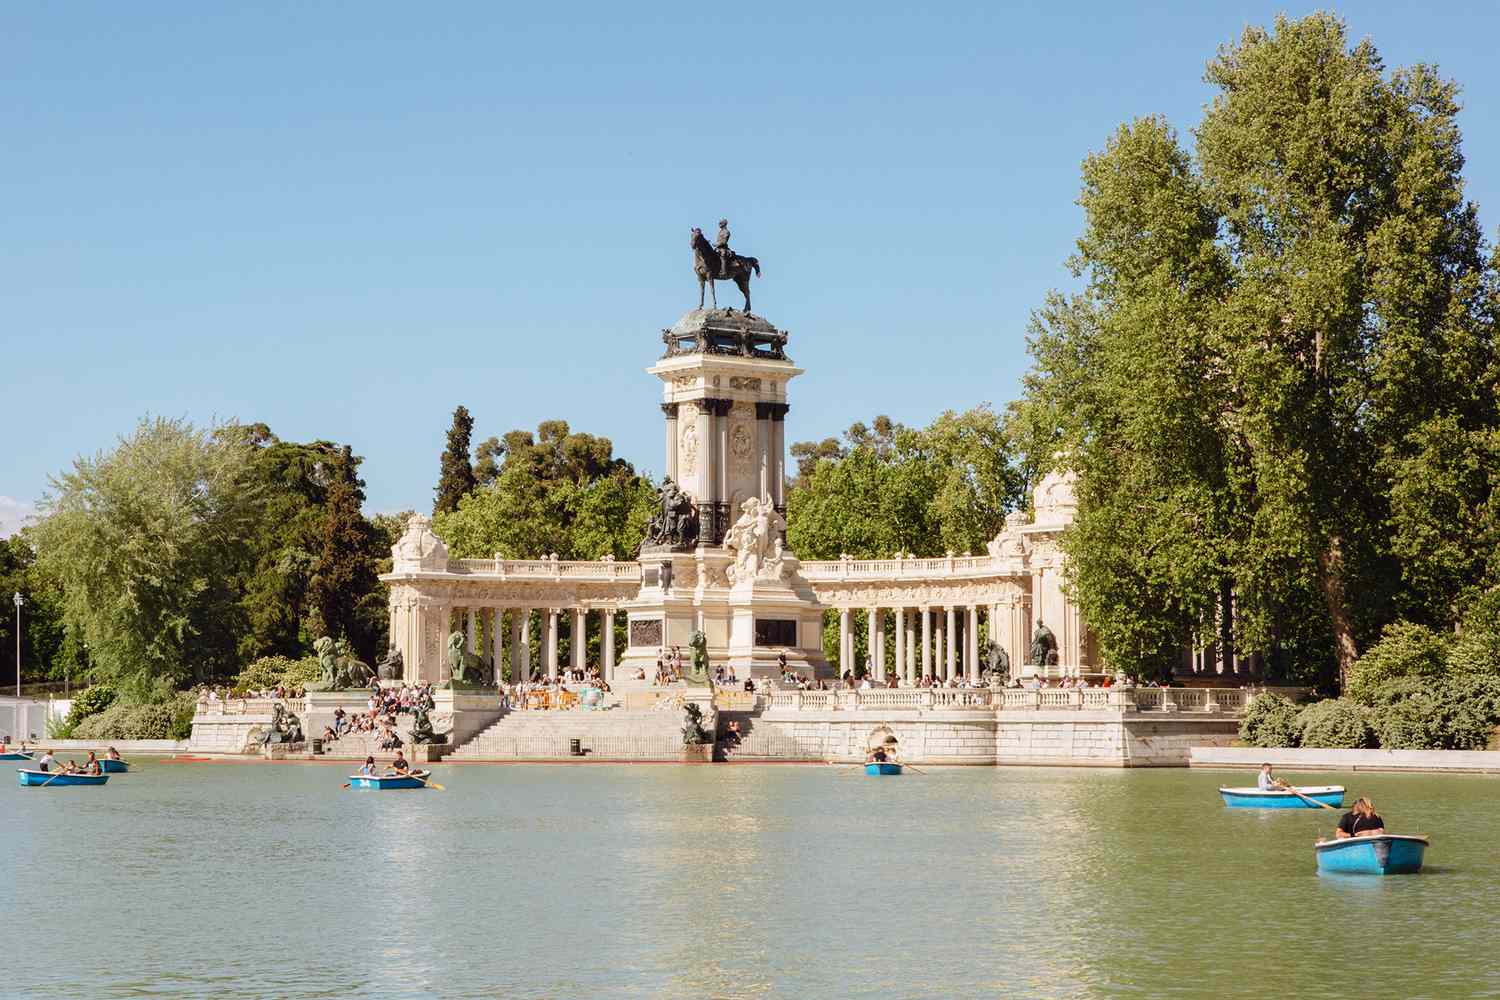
[6,762,1499,999]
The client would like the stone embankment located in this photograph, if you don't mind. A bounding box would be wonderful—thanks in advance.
[1191,746,1500,773]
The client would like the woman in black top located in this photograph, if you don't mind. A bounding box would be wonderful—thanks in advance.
[1335,797,1385,838]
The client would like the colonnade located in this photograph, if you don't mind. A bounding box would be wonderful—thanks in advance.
[441,605,621,684]
[834,605,1002,684]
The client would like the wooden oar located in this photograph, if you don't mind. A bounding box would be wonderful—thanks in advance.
[39,769,66,788]
[410,771,445,791]
[1280,783,1339,811]
[901,762,929,775]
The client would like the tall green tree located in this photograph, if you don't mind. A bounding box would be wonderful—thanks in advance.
[788,407,1024,559]
[0,535,75,686]
[1016,13,1500,683]
[434,419,653,560]
[30,417,266,696]
[306,445,384,658]
[433,405,477,515]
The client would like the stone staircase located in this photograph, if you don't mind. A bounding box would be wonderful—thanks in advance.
[444,707,699,761]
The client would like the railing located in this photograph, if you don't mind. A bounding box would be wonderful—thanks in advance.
[197,698,307,717]
[800,554,1008,582]
[756,687,1273,715]
[448,558,643,582]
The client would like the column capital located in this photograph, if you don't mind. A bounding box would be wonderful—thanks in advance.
[703,396,735,417]
[661,402,679,418]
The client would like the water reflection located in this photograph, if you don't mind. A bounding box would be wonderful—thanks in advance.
[7,762,1500,998]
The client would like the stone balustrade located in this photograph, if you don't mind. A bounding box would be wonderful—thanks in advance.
[754,686,1292,715]
[197,697,308,717]
[448,558,643,581]
[799,554,1006,581]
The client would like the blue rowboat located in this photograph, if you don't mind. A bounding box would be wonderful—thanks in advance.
[99,759,129,773]
[1315,834,1428,875]
[1219,785,1344,809]
[17,768,109,787]
[0,751,33,761]
[865,762,902,776]
[348,770,430,790]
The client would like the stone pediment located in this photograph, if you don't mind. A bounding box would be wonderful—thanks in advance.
[391,514,450,573]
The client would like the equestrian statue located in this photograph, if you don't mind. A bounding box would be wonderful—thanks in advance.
[691,219,761,313]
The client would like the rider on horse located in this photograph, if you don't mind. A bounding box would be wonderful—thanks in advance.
[715,218,733,277]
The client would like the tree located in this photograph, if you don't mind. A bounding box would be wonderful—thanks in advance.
[0,535,74,685]
[434,419,653,560]
[306,446,384,659]
[30,417,266,696]
[1016,14,1500,684]
[788,408,1023,560]
[434,405,477,515]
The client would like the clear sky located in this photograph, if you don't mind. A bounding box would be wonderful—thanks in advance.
[4,2,1499,533]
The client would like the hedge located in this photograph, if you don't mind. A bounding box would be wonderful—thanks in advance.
[1239,693,1301,748]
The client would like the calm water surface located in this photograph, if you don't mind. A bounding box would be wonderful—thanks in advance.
[5,761,1500,999]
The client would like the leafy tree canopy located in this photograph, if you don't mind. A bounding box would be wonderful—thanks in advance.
[1014,13,1500,683]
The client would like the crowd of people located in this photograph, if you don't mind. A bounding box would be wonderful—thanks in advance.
[318,680,438,749]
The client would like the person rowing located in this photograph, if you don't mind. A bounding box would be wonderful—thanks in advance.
[83,751,102,775]
[1257,762,1291,791]
[387,750,411,775]
[1332,797,1385,840]
[37,749,56,773]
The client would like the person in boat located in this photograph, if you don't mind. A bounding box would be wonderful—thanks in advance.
[37,749,55,772]
[359,755,377,776]
[84,751,101,775]
[1334,797,1385,839]
[106,746,121,761]
[866,745,890,764]
[388,750,411,775]
[1256,763,1288,791]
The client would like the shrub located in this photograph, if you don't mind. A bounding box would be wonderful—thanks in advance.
[1345,622,1450,703]
[53,684,118,738]
[234,654,322,693]
[1450,589,1500,677]
[1296,698,1373,749]
[74,692,199,741]
[1368,679,1500,751]
[1239,693,1301,748]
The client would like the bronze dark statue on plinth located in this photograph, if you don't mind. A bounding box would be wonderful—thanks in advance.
[1029,621,1058,668]
[692,223,760,313]
[641,477,699,551]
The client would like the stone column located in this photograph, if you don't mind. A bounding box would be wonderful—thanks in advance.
[755,402,773,500]
[873,610,886,682]
[712,398,731,511]
[514,610,530,683]
[466,608,477,654]
[695,403,715,515]
[662,403,679,484]
[769,404,789,509]
[838,608,852,677]
[888,611,900,689]
[944,606,957,680]
[972,605,984,683]
[571,607,586,674]
[546,609,560,680]
[865,608,878,680]
[905,614,917,682]
[602,608,615,678]
[489,608,503,685]
[921,608,932,679]
[513,614,525,683]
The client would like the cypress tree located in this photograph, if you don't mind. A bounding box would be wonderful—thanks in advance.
[308,447,381,657]
[434,405,478,515]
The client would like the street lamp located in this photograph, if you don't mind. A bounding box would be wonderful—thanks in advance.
[13,592,23,700]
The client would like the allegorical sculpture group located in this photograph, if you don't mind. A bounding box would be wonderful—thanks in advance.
[641,477,699,551]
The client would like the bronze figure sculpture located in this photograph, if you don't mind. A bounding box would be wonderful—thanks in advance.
[692,224,760,313]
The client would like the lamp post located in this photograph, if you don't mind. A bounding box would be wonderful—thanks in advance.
[13,592,23,700]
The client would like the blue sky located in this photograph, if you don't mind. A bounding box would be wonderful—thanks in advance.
[4,2,1499,532]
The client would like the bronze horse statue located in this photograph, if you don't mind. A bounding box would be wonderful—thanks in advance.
[691,228,760,313]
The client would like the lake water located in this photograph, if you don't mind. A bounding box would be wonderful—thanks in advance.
[6,761,1500,999]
